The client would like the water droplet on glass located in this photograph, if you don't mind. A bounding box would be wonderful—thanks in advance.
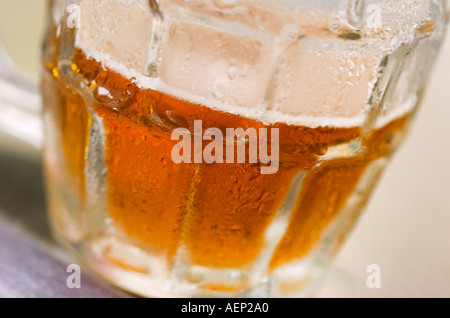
[239,63,250,77]
[214,0,237,7]
[339,30,362,40]
[213,79,227,98]
[228,66,239,79]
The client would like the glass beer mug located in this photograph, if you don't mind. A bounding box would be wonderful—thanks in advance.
[0,0,448,297]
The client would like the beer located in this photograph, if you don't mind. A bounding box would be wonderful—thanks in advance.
[41,0,447,297]
[42,46,411,289]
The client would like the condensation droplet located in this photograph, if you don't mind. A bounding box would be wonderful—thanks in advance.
[213,0,237,7]
[339,30,362,40]
[239,63,250,77]
[227,65,239,79]
[212,79,227,98]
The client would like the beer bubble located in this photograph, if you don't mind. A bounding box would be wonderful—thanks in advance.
[94,86,115,105]
[159,108,190,129]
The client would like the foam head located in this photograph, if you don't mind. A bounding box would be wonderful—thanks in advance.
[74,0,438,127]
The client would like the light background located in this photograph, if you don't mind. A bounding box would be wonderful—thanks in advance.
[0,0,449,297]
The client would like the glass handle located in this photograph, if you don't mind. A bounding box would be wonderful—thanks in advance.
[0,33,42,149]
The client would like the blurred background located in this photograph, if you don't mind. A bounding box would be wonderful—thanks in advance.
[0,0,448,297]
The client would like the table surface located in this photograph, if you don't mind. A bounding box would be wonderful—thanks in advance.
[0,0,449,298]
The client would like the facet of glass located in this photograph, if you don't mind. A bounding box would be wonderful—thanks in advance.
[0,41,42,148]
[41,0,448,297]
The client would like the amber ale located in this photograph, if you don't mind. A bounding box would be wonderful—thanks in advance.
[40,0,447,297]
[42,46,411,291]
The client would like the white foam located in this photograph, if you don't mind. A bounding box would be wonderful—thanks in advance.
[73,44,359,128]
[74,0,417,129]
[77,40,417,130]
